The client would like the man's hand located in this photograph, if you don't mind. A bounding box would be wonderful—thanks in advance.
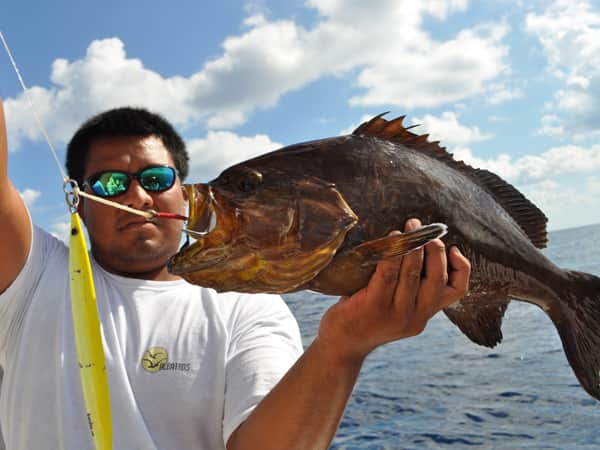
[316,218,471,366]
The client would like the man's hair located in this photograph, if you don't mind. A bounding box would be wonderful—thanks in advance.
[66,107,189,184]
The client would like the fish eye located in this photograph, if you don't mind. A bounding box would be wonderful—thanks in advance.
[238,170,263,192]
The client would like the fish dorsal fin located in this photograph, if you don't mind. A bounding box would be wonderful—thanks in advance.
[352,114,549,249]
[472,169,548,248]
[353,113,454,163]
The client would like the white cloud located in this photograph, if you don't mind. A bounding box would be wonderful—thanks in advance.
[485,83,523,105]
[524,177,600,230]
[526,0,600,72]
[453,143,600,184]
[186,131,282,181]
[349,23,509,109]
[49,219,71,244]
[588,176,600,194]
[307,0,469,24]
[412,111,494,148]
[5,1,510,149]
[453,147,519,179]
[339,114,375,135]
[537,114,565,137]
[18,188,41,207]
[5,38,194,150]
[526,0,600,136]
[243,1,270,20]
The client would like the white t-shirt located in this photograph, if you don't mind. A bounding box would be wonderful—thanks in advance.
[0,224,303,450]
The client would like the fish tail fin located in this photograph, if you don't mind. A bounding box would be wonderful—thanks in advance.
[552,270,600,400]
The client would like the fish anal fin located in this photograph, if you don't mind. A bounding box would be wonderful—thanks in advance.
[351,223,447,266]
[352,114,548,249]
[444,296,510,348]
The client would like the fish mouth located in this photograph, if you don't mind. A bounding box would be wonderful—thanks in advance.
[184,183,213,235]
[183,203,218,238]
[168,184,236,274]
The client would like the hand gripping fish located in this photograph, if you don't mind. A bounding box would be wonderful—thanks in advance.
[168,114,600,402]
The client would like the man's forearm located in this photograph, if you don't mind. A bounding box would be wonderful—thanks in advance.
[1,99,8,180]
[227,338,364,450]
[0,97,32,294]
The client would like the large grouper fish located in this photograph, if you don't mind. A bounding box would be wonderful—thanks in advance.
[168,114,600,401]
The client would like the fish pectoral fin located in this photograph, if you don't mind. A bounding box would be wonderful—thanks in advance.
[351,223,447,266]
[443,296,510,348]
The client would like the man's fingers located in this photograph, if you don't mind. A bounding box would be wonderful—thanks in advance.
[367,247,404,307]
[447,246,471,298]
[423,238,448,284]
[393,219,424,311]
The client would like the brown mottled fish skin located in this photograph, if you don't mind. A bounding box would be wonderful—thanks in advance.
[168,114,600,401]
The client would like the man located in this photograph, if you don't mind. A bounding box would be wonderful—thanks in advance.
[0,97,470,449]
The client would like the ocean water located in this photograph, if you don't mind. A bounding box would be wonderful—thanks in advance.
[283,223,600,450]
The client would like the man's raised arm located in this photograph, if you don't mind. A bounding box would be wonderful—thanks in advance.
[0,98,31,294]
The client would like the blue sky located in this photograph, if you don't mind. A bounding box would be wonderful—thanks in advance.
[2,0,600,241]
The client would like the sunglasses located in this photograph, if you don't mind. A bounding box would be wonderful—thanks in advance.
[82,165,178,198]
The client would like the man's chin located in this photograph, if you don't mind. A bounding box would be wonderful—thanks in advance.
[94,243,166,269]
[98,254,172,279]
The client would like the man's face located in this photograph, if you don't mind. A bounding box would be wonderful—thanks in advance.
[79,135,187,280]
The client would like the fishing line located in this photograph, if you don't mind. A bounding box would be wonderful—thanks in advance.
[0,31,67,182]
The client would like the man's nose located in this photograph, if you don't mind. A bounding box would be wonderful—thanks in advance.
[122,179,154,209]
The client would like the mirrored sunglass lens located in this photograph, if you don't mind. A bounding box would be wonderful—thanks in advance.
[92,172,129,197]
[140,167,175,192]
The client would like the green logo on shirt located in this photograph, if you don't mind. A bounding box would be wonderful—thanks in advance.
[142,347,191,373]
[142,347,169,373]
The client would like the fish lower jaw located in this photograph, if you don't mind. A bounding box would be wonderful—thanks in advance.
[168,244,231,274]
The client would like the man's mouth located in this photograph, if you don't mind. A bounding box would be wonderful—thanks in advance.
[119,219,158,231]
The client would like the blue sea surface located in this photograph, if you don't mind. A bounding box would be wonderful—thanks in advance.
[283,223,600,450]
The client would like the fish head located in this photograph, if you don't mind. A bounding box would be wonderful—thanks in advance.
[167,164,358,293]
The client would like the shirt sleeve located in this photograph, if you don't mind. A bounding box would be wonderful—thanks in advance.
[222,293,303,445]
[0,223,66,359]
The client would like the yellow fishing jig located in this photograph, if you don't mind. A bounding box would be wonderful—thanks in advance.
[66,181,113,450]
